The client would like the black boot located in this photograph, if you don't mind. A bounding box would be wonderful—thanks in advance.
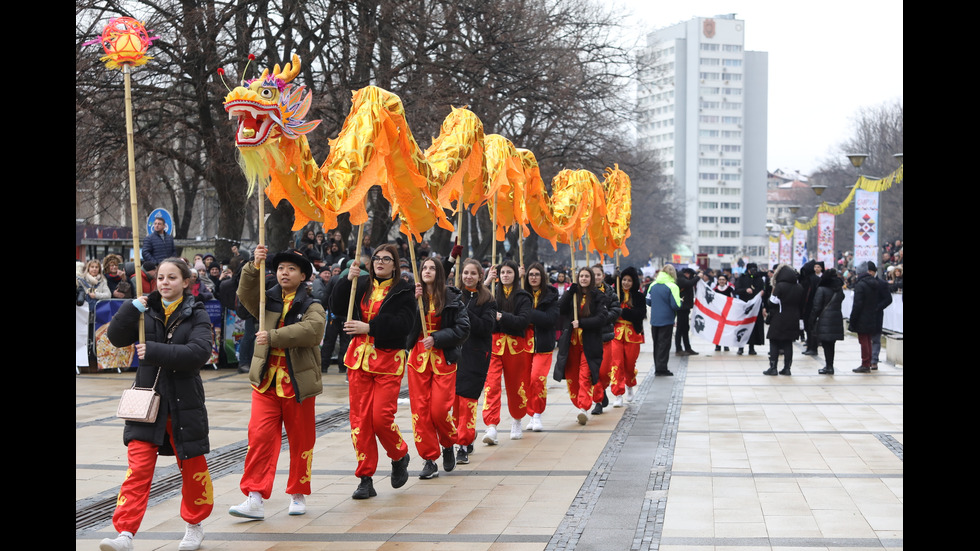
[391,453,410,488]
[591,402,604,415]
[818,366,834,375]
[352,476,376,499]
[601,390,609,408]
[779,361,792,376]
[763,361,778,376]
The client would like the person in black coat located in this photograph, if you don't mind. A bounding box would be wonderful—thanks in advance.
[734,263,767,355]
[554,267,608,425]
[712,274,735,352]
[674,268,699,356]
[405,257,470,480]
[453,259,497,464]
[848,261,892,372]
[764,264,804,376]
[589,264,622,414]
[610,266,646,405]
[808,269,845,374]
[523,262,559,431]
[799,260,824,355]
[103,257,214,551]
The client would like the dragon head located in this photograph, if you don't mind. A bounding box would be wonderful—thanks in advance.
[223,54,320,149]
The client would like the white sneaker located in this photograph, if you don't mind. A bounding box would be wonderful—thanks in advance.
[510,419,523,440]
[178,523,204,551]
[288,494,306,515]
[531,413,544,432]
[612,395,624,408]
[99,533,133,551]
[482,425,498,445]
[626,386,635,402]
[229,493,265,520]
[577,409,588,425]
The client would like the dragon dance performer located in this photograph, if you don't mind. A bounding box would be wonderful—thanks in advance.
[609,267,646,406]
[230,247,325,521]
[331,244,414,500]
[406,257,470,479]
[555,267,609,426]
[453,259,497,464]
[589,264,622,415]
[481,259,533,444]
[522,262,559,432]
[102,258,214,551]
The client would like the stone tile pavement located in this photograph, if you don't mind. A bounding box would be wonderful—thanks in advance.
[76,332,902,550]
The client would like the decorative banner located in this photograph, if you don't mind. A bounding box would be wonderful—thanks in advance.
[792,228,808,269]
[692,280,764,347]
[817,212,835,267]
[853,189,879,266]
[768,239,779,269]
[779,232,792,266]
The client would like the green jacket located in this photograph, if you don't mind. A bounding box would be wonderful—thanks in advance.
[237,262,326,403]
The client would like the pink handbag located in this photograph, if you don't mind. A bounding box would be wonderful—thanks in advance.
[116,368,161,423]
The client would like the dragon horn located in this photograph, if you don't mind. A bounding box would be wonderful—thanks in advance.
[274,54,302,83]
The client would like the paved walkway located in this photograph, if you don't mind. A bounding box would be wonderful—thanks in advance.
[76,333,902,550]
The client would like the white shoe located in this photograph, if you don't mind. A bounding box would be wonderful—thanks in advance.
[229,493,265,520]
[510,419,523,440]
[178,523,204,551]
[100,533,133,551]
[482,425,498,445]
[577,409,588,425]
[626,386,635,402]
[531,413,544,432]
[288,494,306,515]
[612,395,624,408]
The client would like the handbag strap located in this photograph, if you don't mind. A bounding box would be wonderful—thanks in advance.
[131,367,162,391]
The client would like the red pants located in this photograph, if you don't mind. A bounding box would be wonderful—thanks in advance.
[454,395,479,447]
[592,341,614,402]
[407,365,457,460]
[610,339,641,395]
[527,352,553,416]
[858,333,873,367]
[240,389,316,498]
[565,343,594,410]
[348,368,409,477]
[482,351,531,425]
[113,418,212,534]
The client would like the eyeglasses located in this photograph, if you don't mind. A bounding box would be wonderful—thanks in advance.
[372,256,394,264]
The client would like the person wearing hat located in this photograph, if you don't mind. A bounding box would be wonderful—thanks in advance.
[847,261,892,372]
[230,246,326,519]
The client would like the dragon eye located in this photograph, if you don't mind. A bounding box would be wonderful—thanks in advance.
[260,88,274,98]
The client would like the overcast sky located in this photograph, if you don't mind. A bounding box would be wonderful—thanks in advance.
[614,1,904,175]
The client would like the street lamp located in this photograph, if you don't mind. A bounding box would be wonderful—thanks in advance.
[847,153,869,168]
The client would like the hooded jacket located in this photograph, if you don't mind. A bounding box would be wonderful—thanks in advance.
[646,270,681,327]
[808,273,845,342]
[456,288,497,399]
[766,264,804,341]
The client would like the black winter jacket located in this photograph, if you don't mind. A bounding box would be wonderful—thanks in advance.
[553,285,607,384]
[766,265,804,341]
[107,292,213,459]
[407,286,471,365]
[456,289,497,399]
[809,275,845,342]
[331,275,417,350]
[527,285,560,352]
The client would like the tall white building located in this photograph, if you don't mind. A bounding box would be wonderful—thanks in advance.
[637,14,769,266]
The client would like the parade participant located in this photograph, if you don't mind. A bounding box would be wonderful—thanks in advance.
[481,260,533,444]
[554,267,608,425]
[734,263,766,356]
[589,264,621,415]
[454,259,497,464]
[523,262,559,431]
[712,274,734,352]
[331,244,415,499]
[102,258,214,551]
[764,264,803,376]
[610,267,646,405]
[407,258,470,479]
[230,246,325,520]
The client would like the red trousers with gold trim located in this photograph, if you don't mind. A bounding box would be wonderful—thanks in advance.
[240,389,316,498]
[454,395,479,447]
[113,418,212,534]
[348,368,409,477]
[612,339,641,392]
[482,351,531,426]
[407,364,457,460]
[527,352,553,416]
[565,343,595,410]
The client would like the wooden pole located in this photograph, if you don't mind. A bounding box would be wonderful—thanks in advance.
[123,65,144,344]
[346,222,365,322]
[455,206,463,288]
[615,250,621,302]
[257,194,266,333]
[570,238,578,322]
[491,194,497,268]
[407,232,429,345]
[518,228,525,290]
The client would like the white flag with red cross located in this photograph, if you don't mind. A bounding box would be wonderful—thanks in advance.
[691,280,764,347]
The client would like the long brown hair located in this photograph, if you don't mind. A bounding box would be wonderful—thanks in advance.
[523,262,547,291]
[461,258,492,306]
[575,267,594,318]
[494,259,522,313]
[419,257,447,316]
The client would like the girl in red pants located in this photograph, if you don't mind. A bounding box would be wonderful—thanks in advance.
[407,258,470,479]
[523,262,559,432]
[610,267,646,405]
[103,258,214,551]
[555,267,608,426]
